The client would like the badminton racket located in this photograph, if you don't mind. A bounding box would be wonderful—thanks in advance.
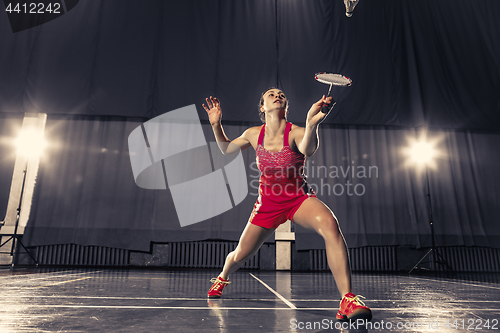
[314,72,352,114]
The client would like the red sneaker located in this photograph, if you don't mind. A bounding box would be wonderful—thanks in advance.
[336,293,372,322]
[207,276,231,298]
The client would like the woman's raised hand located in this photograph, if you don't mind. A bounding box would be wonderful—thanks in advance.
[203,96,222,126]
[306,95,334,126]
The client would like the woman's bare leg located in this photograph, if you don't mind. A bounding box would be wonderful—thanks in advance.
[219,222,276,279]
[292,197,352,297]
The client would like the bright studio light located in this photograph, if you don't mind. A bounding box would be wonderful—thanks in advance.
[403,134,442,170]
[15,128,47,157]
[409,140,436,165]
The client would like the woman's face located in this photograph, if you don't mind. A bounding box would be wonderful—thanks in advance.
[260,89,287,113]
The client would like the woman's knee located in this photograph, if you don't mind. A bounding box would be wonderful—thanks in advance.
[316,214,341,239]
[231,247,253,264]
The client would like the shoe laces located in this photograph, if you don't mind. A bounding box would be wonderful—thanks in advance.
[210,277,231,286]
[344,294,366,306]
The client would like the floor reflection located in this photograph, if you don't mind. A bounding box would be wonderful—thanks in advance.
[0,268,497,332]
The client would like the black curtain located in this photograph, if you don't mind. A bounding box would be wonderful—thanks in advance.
[295,126,500,250]
[1,0,499,250]
[0,0,498,128]
[24,116,261,251]
[23,117,500,251]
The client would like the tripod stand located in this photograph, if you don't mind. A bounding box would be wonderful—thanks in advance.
[409,166,453,273]
[0,168,38,267]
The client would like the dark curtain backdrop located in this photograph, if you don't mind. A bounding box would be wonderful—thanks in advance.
[23,117,263,251]
[296,126,500,250]
[0,0,499,128]
[1,0,499,251]
[22,117,500,251]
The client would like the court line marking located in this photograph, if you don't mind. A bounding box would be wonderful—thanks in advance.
[407,276,500,291]
[0,295,280,301]
[470,312,486,321]
[5,305,499,312]
[34,305,294,310]
[29,277,93,289]
[0,270,102,284]
[0,295,498,305]
[0,269,100,278]
[249,273,297,309]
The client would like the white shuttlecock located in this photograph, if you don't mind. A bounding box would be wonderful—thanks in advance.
[344,0,359,18]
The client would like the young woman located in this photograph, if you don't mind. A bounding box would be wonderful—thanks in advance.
[202,88,372,322]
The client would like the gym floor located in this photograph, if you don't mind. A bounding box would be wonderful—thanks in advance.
[0,268,499,332]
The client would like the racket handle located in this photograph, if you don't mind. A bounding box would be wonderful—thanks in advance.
[320,100,337,114]
[321,86,335,114]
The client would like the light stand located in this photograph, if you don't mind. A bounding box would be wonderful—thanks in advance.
[0,114,46,267]
[409,163,453,274]
[0,167,39,267]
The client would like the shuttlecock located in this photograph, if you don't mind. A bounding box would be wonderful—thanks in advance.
[344,0,359,17]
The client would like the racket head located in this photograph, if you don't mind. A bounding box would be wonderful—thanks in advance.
[314,72,352,87]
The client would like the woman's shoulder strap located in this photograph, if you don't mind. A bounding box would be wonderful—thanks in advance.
[257,124,266,146]
[283,122,293,147]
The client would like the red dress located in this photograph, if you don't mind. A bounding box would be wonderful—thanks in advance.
[248,122,316,229]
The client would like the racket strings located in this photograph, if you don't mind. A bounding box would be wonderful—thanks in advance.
[315,73,352,86]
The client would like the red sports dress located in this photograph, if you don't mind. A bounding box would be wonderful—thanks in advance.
[248,122,316,229]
